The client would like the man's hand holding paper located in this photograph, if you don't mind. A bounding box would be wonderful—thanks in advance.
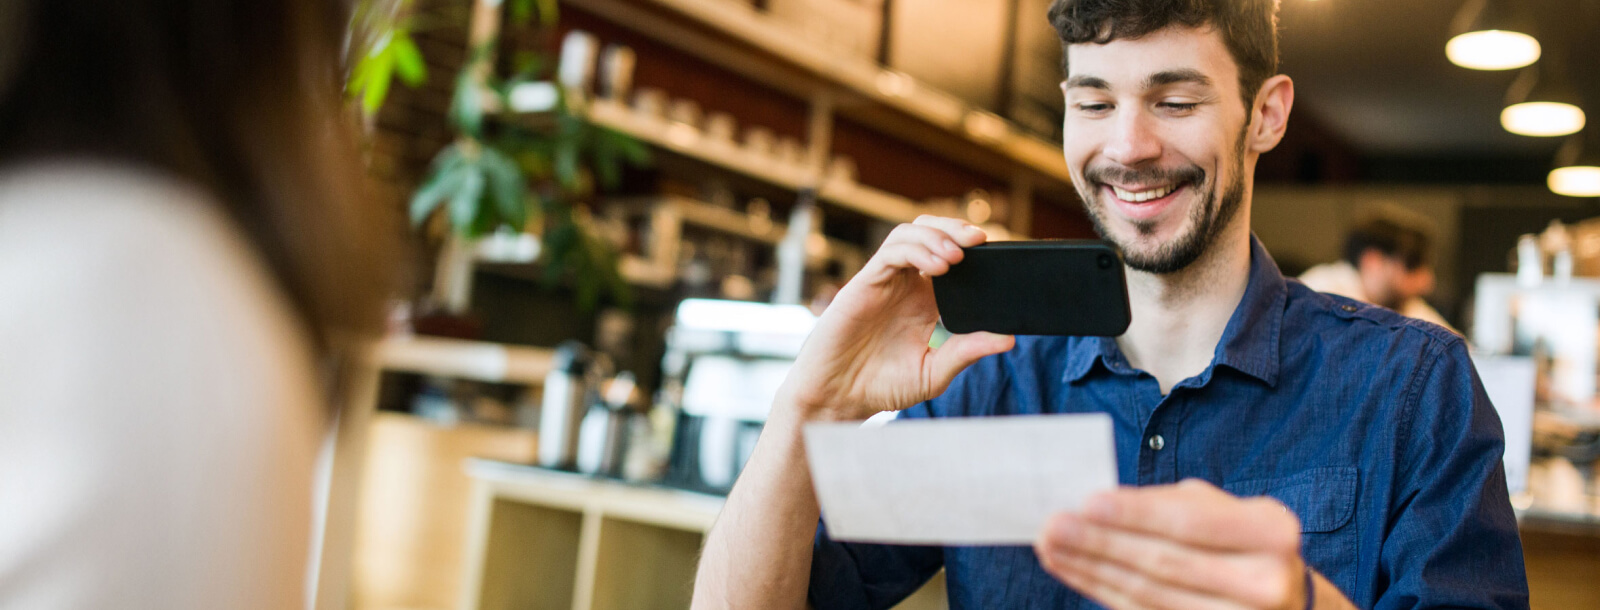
[1036,480,1328,610]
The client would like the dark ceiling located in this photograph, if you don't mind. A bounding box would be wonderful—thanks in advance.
[1278,0,1600,161]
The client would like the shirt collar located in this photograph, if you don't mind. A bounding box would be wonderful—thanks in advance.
[1062,235,1287,387]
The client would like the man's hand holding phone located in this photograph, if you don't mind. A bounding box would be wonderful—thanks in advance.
[775,215,1016,422]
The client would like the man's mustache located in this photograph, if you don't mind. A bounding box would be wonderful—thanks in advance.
[1084,164,1205,189]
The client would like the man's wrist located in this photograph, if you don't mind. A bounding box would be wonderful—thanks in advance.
[773,383,854,423]
[1301,566,1358,610]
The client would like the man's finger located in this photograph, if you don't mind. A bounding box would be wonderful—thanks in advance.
[883,222,966,254]
[911,215,988,248]
[1039,513,1297,608]
[868,242,953,277]
[1044,551,1247,610]
[881,224,966,264]
[925,332,1015,395]
[1081,479,1300,553]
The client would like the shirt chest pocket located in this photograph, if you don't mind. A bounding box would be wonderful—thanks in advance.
[1224,467,1360,597]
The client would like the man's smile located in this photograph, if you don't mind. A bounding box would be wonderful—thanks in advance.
[1108,182,1181,202]
[1097,179,1194,222]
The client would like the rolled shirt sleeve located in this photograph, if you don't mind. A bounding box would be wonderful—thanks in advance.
[808,520,944,610]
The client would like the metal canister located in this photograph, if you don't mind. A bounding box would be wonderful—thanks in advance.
[537,341,592,470]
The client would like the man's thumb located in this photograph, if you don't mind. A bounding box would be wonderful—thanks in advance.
[927,332,1016,393]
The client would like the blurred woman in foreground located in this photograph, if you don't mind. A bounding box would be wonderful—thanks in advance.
[0,1,396,607]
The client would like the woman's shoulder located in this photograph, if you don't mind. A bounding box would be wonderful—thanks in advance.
[0,160,316,376]
[0,161,234,256]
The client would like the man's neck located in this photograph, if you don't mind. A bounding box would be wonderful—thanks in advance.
[1116,220,1254,395]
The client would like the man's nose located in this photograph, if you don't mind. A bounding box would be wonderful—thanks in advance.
[1102,110,1163,167]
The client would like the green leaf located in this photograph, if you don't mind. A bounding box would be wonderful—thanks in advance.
[449,165,486,235]
[471,190,500,236]
[391,31,428,87]
[360,49,396,115]
[509,0,533,23]
[409,146,468,225]
[541,221,577,286]
[575,272,600,312]
[509,0,558,25]
[553,138,580,190]
[535,0,559,26]
[480,147,527,230]
[573,233,601,312]
[610,130,651,165]
[589,134,620,189]
[347,54,372,98]
[524,190,545,230]
[596,236,633,309]
[449,71,485,137]
[511,52,548,80]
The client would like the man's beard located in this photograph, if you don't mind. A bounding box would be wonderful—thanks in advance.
[1079,130,1248,275]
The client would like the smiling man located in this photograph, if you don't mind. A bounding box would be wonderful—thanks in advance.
[691,1,1528,609]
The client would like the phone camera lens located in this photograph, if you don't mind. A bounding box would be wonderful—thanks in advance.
[1097,254,1113,269]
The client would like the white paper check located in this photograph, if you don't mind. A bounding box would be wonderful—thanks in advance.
[803,413,1118,545]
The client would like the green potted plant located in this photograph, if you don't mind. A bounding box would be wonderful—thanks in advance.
[348,0,649,314]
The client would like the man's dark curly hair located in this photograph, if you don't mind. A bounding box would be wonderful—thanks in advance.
[1048,0,1281,107]
[1345,216,1434,271]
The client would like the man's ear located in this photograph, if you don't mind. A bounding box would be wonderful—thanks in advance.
[1248,74,1294,154]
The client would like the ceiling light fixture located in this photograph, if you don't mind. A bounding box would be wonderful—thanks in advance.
[1550,132,1600,197]
[1446,0,1541,70]
[1501,61,1586,137]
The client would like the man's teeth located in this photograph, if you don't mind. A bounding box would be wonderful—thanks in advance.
[1112,184,1177,203]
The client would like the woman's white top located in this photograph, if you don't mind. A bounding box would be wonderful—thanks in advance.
[0,164,323,609]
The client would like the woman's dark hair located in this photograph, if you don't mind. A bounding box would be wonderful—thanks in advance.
[1048,0,1282,106]
[1345,217,1434,271]
[0,0,399,350]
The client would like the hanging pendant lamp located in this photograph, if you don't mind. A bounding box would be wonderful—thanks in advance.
[1550,131,1600,197]
[1501,56,1586,137]
[1447,0,1542,70]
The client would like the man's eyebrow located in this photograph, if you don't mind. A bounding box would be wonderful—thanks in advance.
[1144,69,1212,89]
[1063,75,1110,90]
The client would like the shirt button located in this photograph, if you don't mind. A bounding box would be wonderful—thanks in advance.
[1340,304,1358,313]
[1147,434,1166,451]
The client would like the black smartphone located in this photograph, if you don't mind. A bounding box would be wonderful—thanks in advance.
[931,240,1131,336]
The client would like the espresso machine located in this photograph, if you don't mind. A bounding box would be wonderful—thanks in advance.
[659,298,816,493]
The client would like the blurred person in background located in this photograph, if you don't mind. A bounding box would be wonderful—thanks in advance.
[0,1,396,608]
[1299,215,1453,331]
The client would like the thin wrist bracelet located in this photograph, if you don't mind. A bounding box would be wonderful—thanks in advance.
[1303,565,1315,610]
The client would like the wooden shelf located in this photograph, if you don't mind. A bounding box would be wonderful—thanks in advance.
[608,194,866,256]
[605,194,868,293]
[564,0,1074,192]
[467,460,726,531]
[378,336,555,386]
[582,99,922,224]
[458,459,951,610]
[639,195,783,245]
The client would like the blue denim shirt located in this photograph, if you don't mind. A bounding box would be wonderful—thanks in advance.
[809,237,1528,609]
